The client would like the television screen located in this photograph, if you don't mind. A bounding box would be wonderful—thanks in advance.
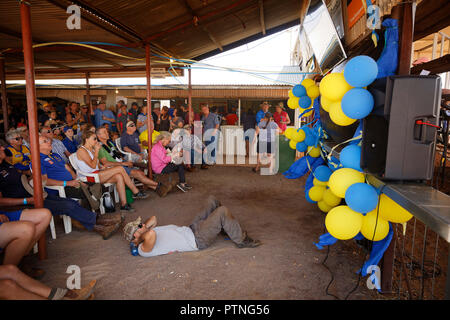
[302,0,347,72]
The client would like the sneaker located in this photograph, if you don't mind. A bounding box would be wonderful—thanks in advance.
[200,164,209,170]
[236,233,262,248]
[120,204,135,213]
[132,191,149,199]
[176,183,188,193]
[183,183,192,190]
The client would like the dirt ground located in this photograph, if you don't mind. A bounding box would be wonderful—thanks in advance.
[27,166,379,300]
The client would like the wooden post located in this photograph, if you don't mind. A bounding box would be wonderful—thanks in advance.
[85,72,92,123]
[145,43,153,179]
[0,57,8,133]
[20,1,46,260]
[380,2,414,294]
[188,66,192,125]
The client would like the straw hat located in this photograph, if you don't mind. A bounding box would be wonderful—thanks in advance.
[21,175,48,199]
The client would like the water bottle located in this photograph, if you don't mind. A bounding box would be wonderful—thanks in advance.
[130,242,139,256]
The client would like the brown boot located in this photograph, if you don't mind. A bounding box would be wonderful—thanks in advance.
[96,213,122,226]
[93,223,121,240]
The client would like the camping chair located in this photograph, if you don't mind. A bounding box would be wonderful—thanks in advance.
[69,153,119,214]
[115,138,133,162]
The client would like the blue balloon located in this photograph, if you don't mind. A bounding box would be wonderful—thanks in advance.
[345,183,378,213]
[296,141,307,152]
[340,144,362,171]
[292,84,307,97]
[304,133,316,147]
[344,55,378,88]
[341,88,374,120]
[314,165,332,182]
[299,96,312,109]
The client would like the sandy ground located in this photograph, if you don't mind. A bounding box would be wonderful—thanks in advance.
[28,166,378,300]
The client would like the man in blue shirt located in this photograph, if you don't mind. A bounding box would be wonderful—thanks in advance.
[120,121,147,163]
[201,104,221,167]
[94,101,116,128]
[256,101,270,125]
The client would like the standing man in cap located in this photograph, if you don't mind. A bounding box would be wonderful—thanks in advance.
[256,101,270,125]
[117,101,133,135]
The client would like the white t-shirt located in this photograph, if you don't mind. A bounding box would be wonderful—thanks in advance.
[138,225,198,257]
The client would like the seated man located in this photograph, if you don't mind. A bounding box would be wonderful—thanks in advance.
[40,126,70,163]
[0,264,96,300]
[38,135,98,212]
[123,195,261,257]
[0,142,121,240]
[4,130,31,176]
[120,121,147,163]
[96,126,170,197]
[0,208,51,278]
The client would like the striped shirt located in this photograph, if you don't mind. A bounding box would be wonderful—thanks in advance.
[52,138,69,163]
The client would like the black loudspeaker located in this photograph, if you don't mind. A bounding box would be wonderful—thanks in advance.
[361,75,442,180]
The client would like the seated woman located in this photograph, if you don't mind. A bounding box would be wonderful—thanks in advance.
[150,131,191,193]
[75,131,148,213]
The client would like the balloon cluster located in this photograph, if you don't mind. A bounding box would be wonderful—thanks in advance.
[323,144,413,241]
[319,56,377,126]
[284,126,321,158]
[287,78,320,117]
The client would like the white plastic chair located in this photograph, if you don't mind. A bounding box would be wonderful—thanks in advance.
[44,185,73,236]
[69,153,119,214]
[115,138,133,162]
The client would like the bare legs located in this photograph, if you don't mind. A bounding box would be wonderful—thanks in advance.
[130,169,158,190]
[0,265,50,299]
[98,166,139,206]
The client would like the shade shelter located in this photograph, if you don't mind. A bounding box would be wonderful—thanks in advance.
[0,0,304,259]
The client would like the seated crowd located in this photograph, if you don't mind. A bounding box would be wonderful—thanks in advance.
[0,100,261,300]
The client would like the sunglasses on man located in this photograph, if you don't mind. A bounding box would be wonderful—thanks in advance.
[14,137,23,141]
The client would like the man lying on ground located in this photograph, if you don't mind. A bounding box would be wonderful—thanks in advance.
[123,195,261,257]
[0,264,96,300]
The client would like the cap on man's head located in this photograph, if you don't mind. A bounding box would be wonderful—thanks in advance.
[123,217,142,242]
[63,126,72,133]
[126,121,135,128]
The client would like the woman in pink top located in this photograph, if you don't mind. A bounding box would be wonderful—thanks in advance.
[273,102,290,133]
[151,131,191,193]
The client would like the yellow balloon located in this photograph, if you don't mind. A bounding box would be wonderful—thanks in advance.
[284,127,296,140]
[309,186,326,202]
[328,168,365,198]
[291,129,306,142]
[329,101,357,126]
[361,210,390,241]
[313,177,327,187]
[325,205,363,240]
[322,188,341,207]
[318,200,333,213]
[289,139,297,150]
[307,146,321,157]
[320,96,335,112]
[307,85,320,99]
[287,97,300,109]
[319,72,352,101]
[301,78,316,89]
[378,194,413,223]
[288,89,295,98]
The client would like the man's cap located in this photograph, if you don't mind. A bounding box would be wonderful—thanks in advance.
[123,217,142,242]
[63,126,72,133]
[126,121,135,127]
